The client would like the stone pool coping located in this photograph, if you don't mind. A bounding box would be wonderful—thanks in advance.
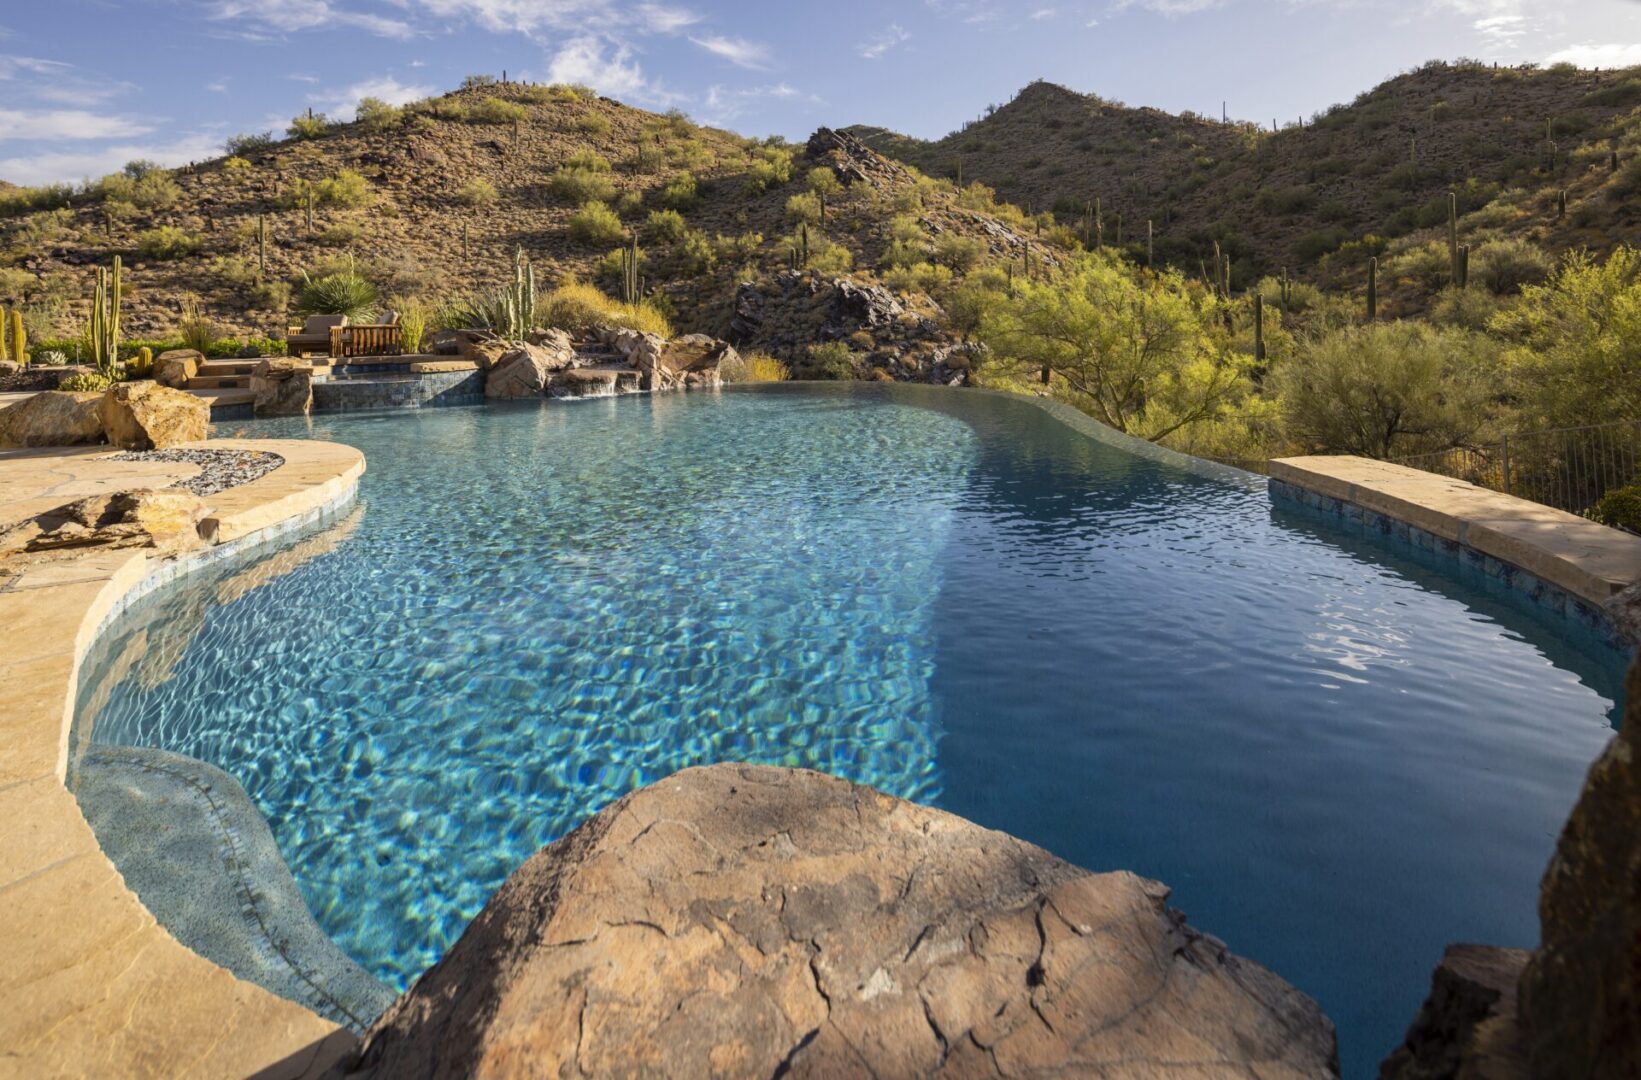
[0,437,364,1079]
[1269,455,1641,613]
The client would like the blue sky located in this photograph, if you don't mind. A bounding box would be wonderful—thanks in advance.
[4,0,1641,185]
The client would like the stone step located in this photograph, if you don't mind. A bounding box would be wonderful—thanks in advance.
[186,387,255,409]
[197,361,258,377]
[187,375,251,390]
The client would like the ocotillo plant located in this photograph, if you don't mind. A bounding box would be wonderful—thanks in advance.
[1147,220,1154,268]
[1367,257,1379,322]
[88,257,122,376]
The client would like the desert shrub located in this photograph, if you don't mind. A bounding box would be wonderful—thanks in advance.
[1584,78,1641,107]
[746,353,789,382]
[455,178,498,207]
[882,262,954,294]
[296,265,379,320]
[461,74,498,90]
[1270,321,1500,457]
[225,131,274,156]
[660,174,698,210]
[805,341,861,380]
[386,294,430,352]
[713,231,763,261]
[1254,275,1324,315]
[0,182,75,218]
[780,232,851,273]
[645,209,688,243]
[1296,227,1350,262]
[807,166,843,199]
[571,112,611,135]
[549,165,615,203]
[1388,241,1453,293]
[785,192,821,225]
[470,97,528,125]
[177,298,218,354]
[743,147,794,195]
[569,201,625,246]
[318,221,363,247]
[1591,483,1641,533]
[1472,238,1552,295]
[315,169,372,208]
[879,239,929,270]
[98,170,179,211]
[428,100,469,122]
[222,156,252,176]
[942,267,1010,335]
[135,226,201,260]
[59,372,114,392]
[670,230,716,275]
[251,280,292,311]
[287,112,330,140]
[563,150,611,172]
[538,280,671,336]
[955,182,1000,212]
[355,97,402,132]
[1255,185,1316,215]
[934,234,986,272]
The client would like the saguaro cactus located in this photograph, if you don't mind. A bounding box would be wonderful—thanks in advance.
[10,309,23,366]
[1447,191,1462,287]
[620,232,640,306]
[1253,293,1266,364]
[1367,257,1378,322]
[257,213,268,282]
[502,247,536,337]
[89,256,122,376]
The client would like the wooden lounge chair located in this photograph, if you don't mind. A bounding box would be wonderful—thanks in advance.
[287,314,348,357]
[330,311,403,359]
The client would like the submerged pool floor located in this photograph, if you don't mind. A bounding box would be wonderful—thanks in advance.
[76,384,1629,1076]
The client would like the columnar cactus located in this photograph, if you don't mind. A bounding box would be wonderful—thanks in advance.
[10,309,23,366]
[502,246,536,337]
[89,257,122,376]
[1367,257,1378,322]
[1253,293,1266,363]
[1447,192,1461,287]
[620,232,640,306]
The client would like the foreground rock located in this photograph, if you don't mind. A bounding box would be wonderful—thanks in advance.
[1383,655,1641,1078]
[98,382,209,449]
[0,488,211,560]
[344,764,1338,1079]
[484,335,577,399]
[153,348,204,389]
[250,358,314,417]
[0,390,105,448]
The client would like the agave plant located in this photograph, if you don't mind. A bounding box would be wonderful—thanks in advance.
[295,258,379,320]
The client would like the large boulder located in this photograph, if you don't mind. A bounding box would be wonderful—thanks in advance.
[484,339,576,399]
[98,382,209,450]
[153,348,203,389]
[0,390,104,448]
[1517,656,1641,1076]
[250,358,313,417]
[1378,945,1529,1080]
[0,488,211,560]
[657,334,734,390]
[343,764,1338,1079]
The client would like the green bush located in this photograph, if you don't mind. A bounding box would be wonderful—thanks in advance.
[59,372,114,392]
[805,341,861,380]
[569,201,625,247]
[645,209,688,243]
[563,150,611,172]
[549,166,616,203]
[225,132,274,156]
[670,230,716,275]
[455,178,499,207]
[135,226,201,260]
[934,234,985,272]
[1591,484,1641,533]
[1472,238,1552,295]
[97,170,179,211]
[743,147,794,195]
[570,112,611,135]
[355,97,402,132]
[785,192,821,225]
[287,112,331,140]
[470,97,528,125]
[296,266,378,320]
[316,169,372,208]
[882,261,954,294]
[0,182,76,218]
[1296,227,1350,262]
[660,174,698,211]
[318,221,363,247]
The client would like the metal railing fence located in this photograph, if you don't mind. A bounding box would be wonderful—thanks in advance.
[1392,420,1641,516]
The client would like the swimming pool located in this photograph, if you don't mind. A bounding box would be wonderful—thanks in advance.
[75,384,1630,1076]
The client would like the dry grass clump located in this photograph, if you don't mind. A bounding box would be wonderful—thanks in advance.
[539,281,672,337]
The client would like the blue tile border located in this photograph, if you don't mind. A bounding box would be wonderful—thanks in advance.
[1269,477,1632,652]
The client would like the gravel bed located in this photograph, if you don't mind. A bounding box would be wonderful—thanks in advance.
[108,448,285,497]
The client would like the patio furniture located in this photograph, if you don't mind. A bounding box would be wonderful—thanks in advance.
[330,311,403,359]
[286,315,348,357]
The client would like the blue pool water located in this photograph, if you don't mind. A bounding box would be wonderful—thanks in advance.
[77,384,1629,1076]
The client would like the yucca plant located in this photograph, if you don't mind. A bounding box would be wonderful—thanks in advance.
[296,259,379,320]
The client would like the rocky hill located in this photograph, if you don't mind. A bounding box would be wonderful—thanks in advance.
[846,63,1641,291]
[0,84,1061,378]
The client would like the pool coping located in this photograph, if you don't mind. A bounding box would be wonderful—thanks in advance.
[0,437,365,1080]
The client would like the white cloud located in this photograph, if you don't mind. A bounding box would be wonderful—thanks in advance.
[1031,7,1058,19]
[635,3,699,33]
[0,54,131,108]
[210,0,416,39]
[0,132,225,185]
[544,34,681,107]
[1546,41,1641,68]
[688,34,772,69]
[0,108,151,142]
[858,23,911,60]
[1109,0,1225,15]
[405,0,616,35]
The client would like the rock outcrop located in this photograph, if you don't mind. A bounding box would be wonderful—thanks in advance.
[0,488,211,559]
[0,390,105,448]
[98,382,209,450]
[1383,655,1641,1078]
[484,337,578,399]
[343,764,1338,1079]
[153,348,203,389]
[250,358,314,417]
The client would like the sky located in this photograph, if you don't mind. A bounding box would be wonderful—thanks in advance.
[4,0,1641,185]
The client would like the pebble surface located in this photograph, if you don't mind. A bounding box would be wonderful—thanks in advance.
[108,448,285,496]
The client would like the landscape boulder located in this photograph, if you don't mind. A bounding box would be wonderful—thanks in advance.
[0,360,19,377]
[0,488,211,560]
[484,339,576,399]
[0,390,105,448]
[250,358,313,417]
[153,349,203,389]
[343,764,1339,1079]
[98,382,209,450]
[657,334,734,390]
